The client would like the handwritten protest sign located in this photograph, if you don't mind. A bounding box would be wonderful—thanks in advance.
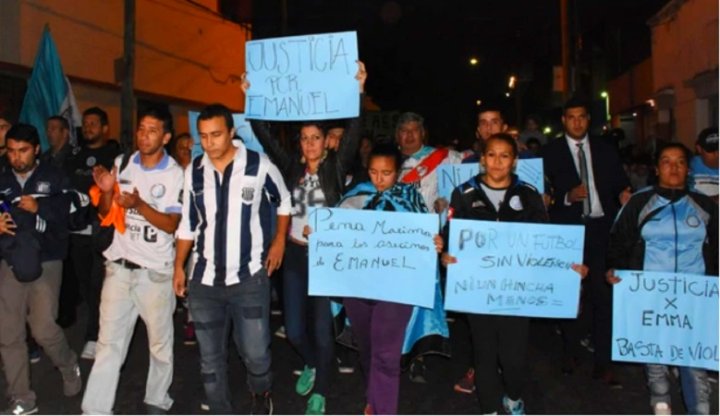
[612,270,719,371]
[308,207,438,308]
[189,111,264,159]
[437,159,544,200]
[444,220,584,318]
[244,32,359,121]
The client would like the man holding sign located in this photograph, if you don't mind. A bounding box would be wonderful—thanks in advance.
[606,142,718,415]
[442,133,588,415]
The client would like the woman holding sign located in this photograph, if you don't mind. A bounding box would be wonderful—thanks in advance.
[606,142,717,415]
[241,62,366,415]
[335,142,444,415]
[441,133,588,415]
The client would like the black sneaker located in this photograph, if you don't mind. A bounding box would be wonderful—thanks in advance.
[250,392,273,415]
[145,404,167,415]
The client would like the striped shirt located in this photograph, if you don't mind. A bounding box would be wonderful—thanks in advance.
[177,142,291,286]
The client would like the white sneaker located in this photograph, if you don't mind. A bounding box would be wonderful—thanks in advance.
[653,402,672,415]
[274,326,286,339]
[81,341,97,360]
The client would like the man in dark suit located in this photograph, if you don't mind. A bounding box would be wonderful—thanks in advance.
[541,97,630,388]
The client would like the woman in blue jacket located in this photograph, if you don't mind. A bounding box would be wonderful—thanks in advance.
[606,142,718,415]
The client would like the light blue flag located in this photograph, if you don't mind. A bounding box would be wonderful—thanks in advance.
[437,159,545,201]
[612,270,719,371]
[244,31,359,121]
[308,207,438,308]
[19,26,81,151]
[444,220,584,318]
[188,111,264,159]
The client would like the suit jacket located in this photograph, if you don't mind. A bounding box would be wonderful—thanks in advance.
[541,136,629,224]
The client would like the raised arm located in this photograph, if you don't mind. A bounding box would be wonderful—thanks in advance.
[241,74,294,176]
[335,61,368,174]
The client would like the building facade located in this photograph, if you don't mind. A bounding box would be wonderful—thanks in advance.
[649,0,718,147]
[0,0,251,138]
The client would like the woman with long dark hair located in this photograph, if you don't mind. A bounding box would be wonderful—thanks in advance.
[242,63,367,415]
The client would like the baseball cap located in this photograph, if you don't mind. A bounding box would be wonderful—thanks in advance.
[697,127,718,152]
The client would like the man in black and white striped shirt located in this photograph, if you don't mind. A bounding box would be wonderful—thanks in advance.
[174,104,290,414]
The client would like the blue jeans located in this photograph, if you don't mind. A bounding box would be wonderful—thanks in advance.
[283,241,334,395]
[646,364,710,414]
[188,270,272,414]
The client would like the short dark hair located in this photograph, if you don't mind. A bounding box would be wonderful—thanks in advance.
[83,106,109,126]
[6,123,40,147]
[655,142,691,166]
[477,101,506,120]
[325,120,346,131]
[47,115,69,130]
[563,96,591,114]
[526,137,541,147]
[197,104,233,131]
[368,142,403,172]
[139,106,174,136]
[484,133,518,158]
[299,121,328,136]
[0,109,13,124]
[175,132,192,141]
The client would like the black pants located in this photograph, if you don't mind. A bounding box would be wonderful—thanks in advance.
[469,314,529,414]
[560,217,613,369]
[69,234,105,342]
[57,252,79,324]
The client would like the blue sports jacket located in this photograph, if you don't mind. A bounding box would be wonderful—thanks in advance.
[607,186,718,275]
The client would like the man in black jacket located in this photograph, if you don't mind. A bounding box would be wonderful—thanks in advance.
[65,106,120,360]
[541,97,630,387]
[0,123,81,415]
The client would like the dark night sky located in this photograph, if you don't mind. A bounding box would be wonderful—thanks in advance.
[249,0,668,145]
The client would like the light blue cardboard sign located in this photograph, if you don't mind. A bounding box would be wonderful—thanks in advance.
[188,111,264,159]
[612,270,719,371]
[437,159,544,200]
[445,220,584,318]
[244,31,359,121]
[308,207,438,308]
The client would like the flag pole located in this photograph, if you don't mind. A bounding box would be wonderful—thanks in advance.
[120,0,136,151]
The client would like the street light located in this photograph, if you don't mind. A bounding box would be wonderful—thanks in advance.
[508,75,516,89]
[469,57,478,66]
[475,99,482,106]
[600,91,610,122]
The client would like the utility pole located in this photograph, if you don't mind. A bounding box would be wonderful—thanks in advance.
[120,0,135,151]
[560,0,570,101]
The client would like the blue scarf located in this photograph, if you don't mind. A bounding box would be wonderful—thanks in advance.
[339,181,428,213]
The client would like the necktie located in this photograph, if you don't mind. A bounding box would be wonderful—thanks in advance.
[577,143,591,217]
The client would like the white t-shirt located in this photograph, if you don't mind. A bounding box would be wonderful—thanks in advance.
[104,151,184,274]
[480,182,507,211]
[289,172,326,243]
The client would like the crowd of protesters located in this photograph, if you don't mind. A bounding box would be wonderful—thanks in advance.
[0,61,716,416]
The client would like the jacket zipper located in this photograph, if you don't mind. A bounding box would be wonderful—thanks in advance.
[671,203,678,273]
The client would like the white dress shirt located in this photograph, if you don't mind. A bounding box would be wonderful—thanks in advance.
[564,134,604,218]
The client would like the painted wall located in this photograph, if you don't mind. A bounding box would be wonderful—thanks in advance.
[650,0,718,146]
[0,0,250,138]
